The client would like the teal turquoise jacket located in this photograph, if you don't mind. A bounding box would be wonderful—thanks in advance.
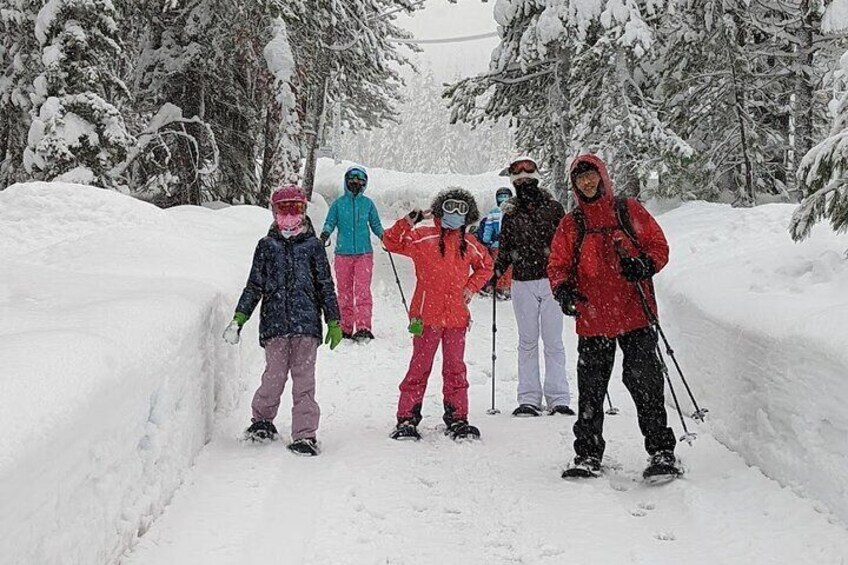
[321,166,384,255]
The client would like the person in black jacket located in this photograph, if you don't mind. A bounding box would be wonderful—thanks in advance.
[494,157,574,418]
[222,185,342,456]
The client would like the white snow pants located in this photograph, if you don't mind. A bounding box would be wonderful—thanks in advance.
[511,278,571,409]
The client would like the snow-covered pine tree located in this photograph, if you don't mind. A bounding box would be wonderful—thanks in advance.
[565,1,693,198]
[445,1,565,195]
[446,0,691,202]
[791,16,848,240]
[24,0,133,188]
[656,0,837,204]
[132,0,296,205]
[285,0,418,198]
[1,0,41,189]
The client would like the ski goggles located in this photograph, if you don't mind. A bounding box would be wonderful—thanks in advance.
[346,177,367,188]
[508,159,538,175]
[346,170,367,184]
[442,199,469,215]
[272,200,306,215]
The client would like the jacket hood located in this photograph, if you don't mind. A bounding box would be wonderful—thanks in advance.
[343,165,368,196]
[569,154,613,208]
[430,187,481,225]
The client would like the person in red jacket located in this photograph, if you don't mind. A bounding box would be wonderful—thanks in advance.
[548,154,680,480]
[383,187,493,441]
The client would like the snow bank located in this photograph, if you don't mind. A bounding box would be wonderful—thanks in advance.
[656,202,848,522]
[315,158,510,221]
[0,182,304,564]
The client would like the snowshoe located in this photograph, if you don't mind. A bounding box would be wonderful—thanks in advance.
[642,451,682,485]
[445,420,480,441]
[287,437,320,457]
[390,421,421,441]
[243,420,278,442]
[353,329,374,342]
[496,290,511,301]
[342,331,355,340]
[548,405,576,416]
[512,404,542,417]
[561,456,602,479]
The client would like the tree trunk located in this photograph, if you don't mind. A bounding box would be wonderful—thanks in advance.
[0,105,10,190]
[791,1,818,202]
[729,13,755,206]
[552,47,573,208]
[302,73,329,201]
[260,86,283,205]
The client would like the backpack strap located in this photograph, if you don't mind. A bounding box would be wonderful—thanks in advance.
[614,196,640,250]
[568,208,587,286]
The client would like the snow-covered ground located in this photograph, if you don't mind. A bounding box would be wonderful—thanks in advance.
[1,173,847,564]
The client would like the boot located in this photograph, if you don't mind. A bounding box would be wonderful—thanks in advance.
[390,420,421,441]
[244,420,278,442]
[512,404,542,417]
[643,451,682,484]
[287,437,320,456]
[561,455,602,479]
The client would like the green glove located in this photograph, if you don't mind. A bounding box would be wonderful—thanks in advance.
[324,320,342,350]
[233,312,249,327]
[408,317,424,337]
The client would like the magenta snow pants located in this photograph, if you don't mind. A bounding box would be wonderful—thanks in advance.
[251,337,320,440]
[333,253,374,334]
[397,327,469,425]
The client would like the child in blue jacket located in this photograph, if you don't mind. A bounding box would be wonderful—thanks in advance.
[320,166,384,342]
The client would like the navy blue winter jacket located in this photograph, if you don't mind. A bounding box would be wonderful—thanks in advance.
[236,223,340,346]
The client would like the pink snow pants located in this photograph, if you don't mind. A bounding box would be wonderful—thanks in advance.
[334,253,374,334]
[397,327,469,423]
[252,337,320,440]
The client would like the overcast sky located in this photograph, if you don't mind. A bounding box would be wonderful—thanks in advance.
[395,0,499,82]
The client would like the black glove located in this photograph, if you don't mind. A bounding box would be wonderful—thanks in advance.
[407,209,425,225]
[619,253,655,282]
[319,232,330,246]
[553,284,587,317]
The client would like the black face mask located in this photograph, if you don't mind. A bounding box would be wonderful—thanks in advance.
[514,178,541,201]
[346,181,365,195]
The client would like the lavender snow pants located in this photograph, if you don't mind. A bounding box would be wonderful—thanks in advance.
[251,336,320,440]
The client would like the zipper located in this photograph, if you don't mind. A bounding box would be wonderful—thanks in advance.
[352,193,357,253]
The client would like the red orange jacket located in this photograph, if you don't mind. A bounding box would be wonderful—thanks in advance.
[383,218,493,329]
[548,154,669,338]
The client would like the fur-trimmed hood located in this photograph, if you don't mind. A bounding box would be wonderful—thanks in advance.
[429,187,481,225]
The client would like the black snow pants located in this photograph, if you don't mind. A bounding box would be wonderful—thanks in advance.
[573,326,676,461]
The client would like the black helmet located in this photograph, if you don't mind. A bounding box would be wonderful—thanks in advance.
[495,187,513,203]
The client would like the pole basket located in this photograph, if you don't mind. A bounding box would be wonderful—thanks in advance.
[691,408,709,422]
[679,431,698,446]
[486,408,501,415]
[605,407,620,416]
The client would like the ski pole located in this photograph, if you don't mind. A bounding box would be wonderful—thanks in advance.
[605,392,619,415]
[386,249,409,316]
[487,280,500,415]
[614,241,708,422]
[655,339,697,445]
[632,281,708,422]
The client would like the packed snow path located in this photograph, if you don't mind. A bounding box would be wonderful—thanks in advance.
[125,251,848,564]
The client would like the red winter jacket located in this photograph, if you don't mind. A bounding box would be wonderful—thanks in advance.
[547,154,669,338]
[383,218,493,329]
